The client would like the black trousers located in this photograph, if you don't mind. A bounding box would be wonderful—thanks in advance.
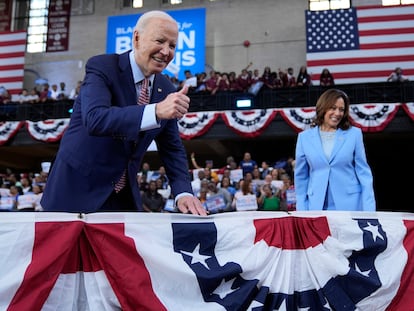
[99,182,138,212]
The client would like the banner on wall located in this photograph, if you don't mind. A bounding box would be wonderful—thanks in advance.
[46,0,71,52]
[0,0,12,32]
[106,8,206,81]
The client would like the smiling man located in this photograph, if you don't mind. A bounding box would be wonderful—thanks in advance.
[41,11,207,216]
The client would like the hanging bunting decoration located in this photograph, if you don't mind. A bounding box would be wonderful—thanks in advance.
[221,109,277,137]
[349,104,400,132]
[279,108,316,132]
[0,121,23,145]
[26,118,70,142]
[178,111,220,140]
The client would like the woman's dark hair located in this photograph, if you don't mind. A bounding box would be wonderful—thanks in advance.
[312,88,351,130]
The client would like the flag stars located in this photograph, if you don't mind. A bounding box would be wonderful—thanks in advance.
[363,222,384,241]
[213,277,239,299]
[181,243,211,269]
[246,300,264,311]
[355,262,371,277]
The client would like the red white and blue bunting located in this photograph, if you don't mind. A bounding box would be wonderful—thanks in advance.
[401,102,414,120]
[221,109,278,137]
[0,103,411,144]
[178,111,219,140]
[0,121,24,145]
[349,103,400,132]
[279,107,316,132]
[26,119,70,142]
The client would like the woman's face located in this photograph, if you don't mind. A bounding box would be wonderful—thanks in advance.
[323,97,345,130]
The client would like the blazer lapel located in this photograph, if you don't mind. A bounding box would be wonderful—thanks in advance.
[329,128,346,162]
[151,74,165,104]
[310,127,329,163]
[119,52,137,106]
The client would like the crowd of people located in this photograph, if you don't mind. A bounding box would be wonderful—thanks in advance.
[0,152,296,213]
[1,65,409,106]
[170,65,327,95]
[0,81,82,105]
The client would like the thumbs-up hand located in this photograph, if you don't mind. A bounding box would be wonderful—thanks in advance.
[155,85,190,120]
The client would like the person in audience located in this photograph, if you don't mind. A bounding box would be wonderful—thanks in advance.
[294,88,376,211]
[218,176,236,198]
[190,152,219,183]
[9,185,23,210]
[228,71,239,91]
[257,183,281,211]
[69,80,82,99]
[279,173,296,211]
[194,72,207,93]
[191,169,207,197]
[17,89,31,103]
[216,72,230,93]
[206,181,232,212]
[260,160,272,179]
[319,68,335,86]
[236,68,252,92]
[251,69,261,84]
[263,173,279,194]
[387,67,409,82]
[39,83,51,102]
[0,88,12,104]
[239,152,258,177]
[49,84,60,101]
[180,70,198,93]
[217,155,236,175]
[20,176,33,194]
[137,172,149,195]
[231,178,256,211]
[205,70,219,95]
[285,67,296,87]
[296,65,312,87]
[40,10,206,215]
[142,180,165,212]
[58,82,69,99]
[27,88,40,103]
[32,184,44,211]
[155,177,172,200]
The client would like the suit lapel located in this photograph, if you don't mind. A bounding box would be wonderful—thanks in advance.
[310,127,329,163]
[329,128,346,163]
[119,52,137,106]
[151,74,166,104]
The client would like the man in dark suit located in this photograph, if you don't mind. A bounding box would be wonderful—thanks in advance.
[41,10,207,215]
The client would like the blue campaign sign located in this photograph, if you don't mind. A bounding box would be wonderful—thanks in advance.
[106,8,205,81]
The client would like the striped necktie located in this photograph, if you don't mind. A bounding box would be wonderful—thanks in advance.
[114,78,150,193]
[138,78,150,105]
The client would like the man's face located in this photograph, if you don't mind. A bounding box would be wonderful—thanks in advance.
[133,18,178,77]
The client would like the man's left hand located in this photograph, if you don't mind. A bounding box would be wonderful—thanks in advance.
[177,195,208,216]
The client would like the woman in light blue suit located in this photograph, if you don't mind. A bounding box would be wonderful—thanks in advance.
[294,89,376,211]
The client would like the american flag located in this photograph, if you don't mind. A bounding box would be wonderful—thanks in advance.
[1,212,414,310]
[0,31,26,95]
[306,5,414,85]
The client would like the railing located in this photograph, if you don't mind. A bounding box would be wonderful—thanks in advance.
[1,81,413,122]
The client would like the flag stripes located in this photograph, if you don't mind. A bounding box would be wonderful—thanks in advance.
[306,5,414,85]
[0,31,26,95]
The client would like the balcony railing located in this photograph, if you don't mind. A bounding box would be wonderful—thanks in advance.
[1,81,413,122]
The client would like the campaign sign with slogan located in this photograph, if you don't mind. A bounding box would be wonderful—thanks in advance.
[106,8,205,81]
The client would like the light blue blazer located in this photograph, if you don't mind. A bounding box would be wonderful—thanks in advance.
[294,126,376,211]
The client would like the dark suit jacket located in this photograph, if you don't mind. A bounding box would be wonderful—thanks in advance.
[41,51,193,212]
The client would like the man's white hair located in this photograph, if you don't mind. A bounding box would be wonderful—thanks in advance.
[135,10,177,33]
